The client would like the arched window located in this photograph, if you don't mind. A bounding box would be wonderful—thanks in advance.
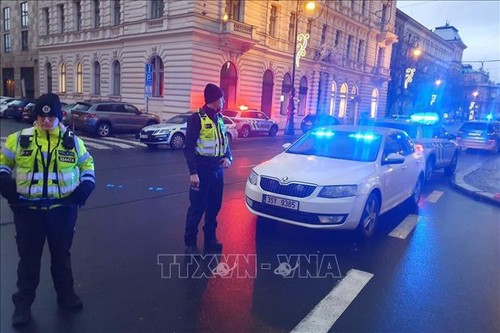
[93,61,101,95]
[329,81,337,116]
[260,70,274,117]
[112,60,121,95]
[280,73,291,116]
[371,88,379,118]
[46,62,53,93]
[338,83,348,118]
[220,61,238,109]
[76,63,83,93]
[59,63,66,93]
[150,56,164,97]
[297,76,308,116]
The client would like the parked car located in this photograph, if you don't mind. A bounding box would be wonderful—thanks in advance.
[22,102,36,123]
[222,109,278,138]
[245,125,425,238]
[62,103,76,126]
[457,120,500,153]
[70,101,160,137]
[300,113,340,134]
[0,98,16,118]
[139,113,238,149]
[371,114,459,182]
[5,99,35,120]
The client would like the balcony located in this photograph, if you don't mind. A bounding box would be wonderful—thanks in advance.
[377,31,398,48]
[219,20,258,53]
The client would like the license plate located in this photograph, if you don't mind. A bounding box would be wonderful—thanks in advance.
[140,134,148,139]
[263,195,299,210]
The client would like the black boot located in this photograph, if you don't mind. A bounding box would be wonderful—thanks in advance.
[57,292,83,310]
[12,306,31,326]
[185,245,200,255]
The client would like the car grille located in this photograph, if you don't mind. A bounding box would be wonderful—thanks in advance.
[260,177,316,198]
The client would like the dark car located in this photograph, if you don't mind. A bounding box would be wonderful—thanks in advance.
[71,101,160,137]
[5,99,35,120]
[457,120,500,153]
[300,113,340,134]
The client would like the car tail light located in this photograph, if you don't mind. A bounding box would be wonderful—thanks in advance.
[62,110,67,117]
[84,113,96,119]
[414,144,424,153]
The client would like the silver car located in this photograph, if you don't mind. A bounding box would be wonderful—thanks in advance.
[222,109,279,138]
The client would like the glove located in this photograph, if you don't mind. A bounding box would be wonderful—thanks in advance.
[0,173,19,205]
[68,180,95,207]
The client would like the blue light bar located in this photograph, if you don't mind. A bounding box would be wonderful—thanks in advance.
[312,130,335,137]
[410,113,439,124]
[486,114,493,120]
[348,133,377,141]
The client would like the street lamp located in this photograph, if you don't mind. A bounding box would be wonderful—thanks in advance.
[284,0,315,136]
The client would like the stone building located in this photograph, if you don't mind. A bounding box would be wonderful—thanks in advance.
[7,0,397,128]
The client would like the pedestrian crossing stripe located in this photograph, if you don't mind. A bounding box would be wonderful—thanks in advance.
[0,136,145,150]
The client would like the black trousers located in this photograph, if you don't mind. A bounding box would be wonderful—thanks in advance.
[12,205,78,308]
[184,167,224,246]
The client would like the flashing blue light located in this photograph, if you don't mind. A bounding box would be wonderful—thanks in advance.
[348,133,377,141]
[312,130,335,137]
[410,113,439,124]
[486,114,493,120]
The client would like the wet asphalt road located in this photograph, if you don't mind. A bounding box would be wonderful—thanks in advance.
[0,119,499,332]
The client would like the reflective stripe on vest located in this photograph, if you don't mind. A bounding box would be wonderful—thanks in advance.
[195,112,228,157]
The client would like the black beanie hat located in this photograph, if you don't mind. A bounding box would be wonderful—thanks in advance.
[34,93,62,120]
[204,83,224,104]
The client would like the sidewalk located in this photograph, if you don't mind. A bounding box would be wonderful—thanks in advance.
[451,154,500,206]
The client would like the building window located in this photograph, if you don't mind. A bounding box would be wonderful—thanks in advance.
[280,73,291,116]
[370,88,379,118]
[112,60,121,95]
[338,83,348,117]
[346,35,353,60]
[151,0,164,19]
[288,12,296,43]
[113,0,121,25]
[75,1,81,31]
[76,63,83,93]
[329,81,337,115]
[361,0,367,15]
[269,5,277,37]
[306,19,312,35]
[59,64,66,93]
[93,62,101,95]
[3,34,11,52]
[21,31,28,50]
[58,4,64,33]
[3,7,11,31]
[225,0,241,21]
[46,63,53,93]
[357,40,365,63]
[94,0,100,28]
[44,8,50,35]
[334,30,340,47]
[149,56,164,97]
[20,2,28,28]
[320,24,327,45]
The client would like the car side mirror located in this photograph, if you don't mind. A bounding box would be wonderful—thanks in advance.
[382,153,405,165]
[282,143,291,150]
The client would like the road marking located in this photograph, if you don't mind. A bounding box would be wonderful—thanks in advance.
[424,190,444,203]
[82,140,112,150]
[239,164,257,168]
[291,269,373,333]
[83,137,134,149]
[101,136,146,147]
[388,214,420,239]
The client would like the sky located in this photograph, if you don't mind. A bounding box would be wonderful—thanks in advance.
[396,0,500,83]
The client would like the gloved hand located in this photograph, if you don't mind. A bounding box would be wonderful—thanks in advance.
[0,173,19,205]
[68,180,95,207]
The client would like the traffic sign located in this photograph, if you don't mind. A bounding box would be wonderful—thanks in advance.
[145,64,153,97]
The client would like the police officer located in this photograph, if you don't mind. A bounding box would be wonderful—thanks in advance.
[184,83,233,253]
[0,93,95,326]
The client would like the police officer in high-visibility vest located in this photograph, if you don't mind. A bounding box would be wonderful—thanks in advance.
[0,93,95,326]
[184,83,233,253]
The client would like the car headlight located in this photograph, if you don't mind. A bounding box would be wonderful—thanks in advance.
[248,170,258,185]
[153,129,169,136]
[318,185,357,198]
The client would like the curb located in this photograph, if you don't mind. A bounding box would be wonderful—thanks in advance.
[450,162,500,207]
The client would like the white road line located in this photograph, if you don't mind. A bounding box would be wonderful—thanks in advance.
[101,136,146,147]
[388,214,420,239]
[424,190,444,203]
[82,137,134,149]
[82,140,111,150]
[291,269,374,333]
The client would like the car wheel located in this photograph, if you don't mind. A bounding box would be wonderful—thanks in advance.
[170,132,185,150]
[407,176,423,213]
[357,193,380,238]
[425,158,435,182]
[240,126,250,138]
[268,125,278,137]
[146,144,158,149]
[96,122,111,137]
[444,153,458,176]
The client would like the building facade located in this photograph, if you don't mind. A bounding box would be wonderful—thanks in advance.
[0,0,40,98]
[387,9,467,118]
[11,0,396,127]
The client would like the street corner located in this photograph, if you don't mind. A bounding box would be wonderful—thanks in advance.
[451,161,500,207]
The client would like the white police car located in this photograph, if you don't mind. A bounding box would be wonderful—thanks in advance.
[222,108,279,138]
[372,113,459,182]
[138,113,238,149]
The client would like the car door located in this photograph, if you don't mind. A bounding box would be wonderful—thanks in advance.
[123,104,143,131]
[397,132,422,199]
[256,111,272,132]
[380,134,408,208]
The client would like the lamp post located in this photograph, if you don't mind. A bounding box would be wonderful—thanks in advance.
[284,0,315,136]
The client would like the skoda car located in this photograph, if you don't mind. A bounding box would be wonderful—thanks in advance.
[222,109,279,138]
[138,113,238,150]
[245,126,425,237]
[457,120,500,153]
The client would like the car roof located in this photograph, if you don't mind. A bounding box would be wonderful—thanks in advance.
[315,125,405,135]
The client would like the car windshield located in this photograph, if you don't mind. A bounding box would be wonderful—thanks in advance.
[10,100,26,107]
[460,122,489,131]
[373,122,417,138]
[222,110,239,117]
[72,103,91,112]
[165,115,190,124]
[287,130,382,162]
